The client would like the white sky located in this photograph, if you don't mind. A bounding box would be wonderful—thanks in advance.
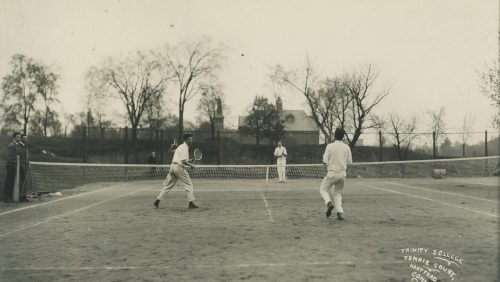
[0,0,498,143]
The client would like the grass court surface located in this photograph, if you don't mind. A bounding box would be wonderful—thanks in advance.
[0,177,498,281]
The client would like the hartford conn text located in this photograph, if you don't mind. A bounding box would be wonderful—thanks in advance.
[400,248,463,281]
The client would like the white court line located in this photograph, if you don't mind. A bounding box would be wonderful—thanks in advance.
[1,260,407,271]
[359,183,498,218]
[0,185,150,239]
[0,184,122,217]
[386,181,499,203]
[453,179,499,187]
[260,192,275,222]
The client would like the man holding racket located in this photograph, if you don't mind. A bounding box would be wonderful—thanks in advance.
[153,133,199,209]
[320,128,352,220]
[274,141,287,183]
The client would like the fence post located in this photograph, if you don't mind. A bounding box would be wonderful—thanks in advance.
[160,129,164,164]
[217,129,220,165]
[378,130,383,161]
[485,130,488,157]
[125,126,129,164]
[432,131,437,159]
[83,125,87,163]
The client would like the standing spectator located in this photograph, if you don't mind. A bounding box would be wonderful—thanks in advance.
[3,132,22,203]
[274,141,287,183]
[319,128,352,220]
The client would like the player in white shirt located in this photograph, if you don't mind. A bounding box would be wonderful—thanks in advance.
[320,128,352,220]
[274,141,287,183]
[153,133,199,209]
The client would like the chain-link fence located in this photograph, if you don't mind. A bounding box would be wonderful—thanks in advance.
[0,127,497,165]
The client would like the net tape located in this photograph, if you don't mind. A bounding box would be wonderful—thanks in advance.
[23,156,499,193]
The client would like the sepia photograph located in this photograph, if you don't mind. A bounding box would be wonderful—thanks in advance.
[0,0,498,281]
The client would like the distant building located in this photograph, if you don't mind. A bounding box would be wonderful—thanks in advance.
[238,97,320,145]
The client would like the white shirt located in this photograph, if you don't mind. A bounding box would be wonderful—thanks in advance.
[172,143,189,164]
[274,146,287,163]
[323,141,352,177]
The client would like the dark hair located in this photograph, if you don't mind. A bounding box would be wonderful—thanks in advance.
[334,128,345,140]
[13,132,21,138]
[183,133,193,141]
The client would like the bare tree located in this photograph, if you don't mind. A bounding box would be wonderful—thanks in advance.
[1,54,59,134]
[196,82,226,140]
[163,37,225,141]
[273,59,334,141]
[142,93,168,139]
[428,107,447,156]
[84,65,114,137]
[478,61,500,129]
[387,112,418,160]
[458,114,474,157]
[35,68,59,137]
[87,50,168,142]
[62,113,76,138]
[343,64,388,147]
[274,61,388,147]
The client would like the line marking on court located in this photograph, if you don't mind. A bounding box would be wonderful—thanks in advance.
[453,179,499,187]
[386,181,499,203]
[0,185,150,239]
[360,183,498,218]
[260,192,275,222]
[0,184,123,217]
[1,260,407,271]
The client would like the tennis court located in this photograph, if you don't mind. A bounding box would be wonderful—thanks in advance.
[0,158,498,281]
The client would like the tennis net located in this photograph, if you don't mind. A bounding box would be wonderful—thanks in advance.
[23,156,499,193]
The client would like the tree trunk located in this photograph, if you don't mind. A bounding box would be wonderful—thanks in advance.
[44,107,49,137]
[23,116,28,136]
[178,106,184,142]
[349,128,362,149]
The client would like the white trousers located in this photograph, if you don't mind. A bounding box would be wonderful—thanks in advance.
[157,164,195,202]
[277,163,286,182]
[319,171,345,213]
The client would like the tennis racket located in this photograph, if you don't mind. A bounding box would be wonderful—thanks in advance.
[193,148,202,163]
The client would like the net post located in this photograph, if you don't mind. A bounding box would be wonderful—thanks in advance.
[13,155,20,202]
[160,129,164,164]
[265,166,269,187]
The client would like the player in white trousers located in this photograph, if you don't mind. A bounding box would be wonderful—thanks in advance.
[274,141,287,183]
[320,128,352,220]
[153,133,199,209]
